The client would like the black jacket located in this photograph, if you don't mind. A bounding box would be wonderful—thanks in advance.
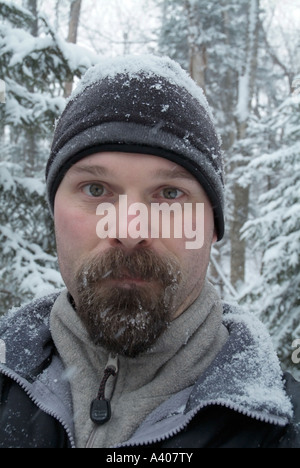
[0,294,299,448]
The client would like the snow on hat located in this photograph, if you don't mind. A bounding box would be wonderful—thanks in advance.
[46,54,225,240]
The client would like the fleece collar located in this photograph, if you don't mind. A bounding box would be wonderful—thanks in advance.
[49,281,229,448]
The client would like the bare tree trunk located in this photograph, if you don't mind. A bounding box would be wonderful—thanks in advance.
[230,183,250,287]
[230,0,260,288]
[27,0,38,37]
[25,0,39,175]
[64,0,82,98]
[189,45,207,92]
[184,0,207,93]
[220,5,236,151]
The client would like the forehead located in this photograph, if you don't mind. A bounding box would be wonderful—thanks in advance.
[68,151,198,183]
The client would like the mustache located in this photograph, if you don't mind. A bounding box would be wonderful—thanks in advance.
[76,247,181,286]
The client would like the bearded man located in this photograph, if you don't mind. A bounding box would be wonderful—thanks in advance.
[0,55,299,448]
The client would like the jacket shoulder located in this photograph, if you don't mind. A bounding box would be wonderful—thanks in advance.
[0,292,61,379]
[0,292,61,336]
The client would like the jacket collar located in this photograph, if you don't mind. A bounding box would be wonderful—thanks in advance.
[190,304,293,422]
[118,304,293,447]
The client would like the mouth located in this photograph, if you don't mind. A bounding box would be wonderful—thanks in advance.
[102,268,148,282]
[101,270,159,290]
[108,276,151,289]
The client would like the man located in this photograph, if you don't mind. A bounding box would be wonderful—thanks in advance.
[0,55,299,448]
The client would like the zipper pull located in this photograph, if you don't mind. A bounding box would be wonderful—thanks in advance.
[106,353,118,374]
[90,353,119,425]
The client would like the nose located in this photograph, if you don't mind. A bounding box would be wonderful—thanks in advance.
[110,194,153,249]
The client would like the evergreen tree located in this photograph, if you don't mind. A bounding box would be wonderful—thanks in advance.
[0,0,98,312]
[241,91,300,378]
[0,0,97,172]
[0,161,62,311]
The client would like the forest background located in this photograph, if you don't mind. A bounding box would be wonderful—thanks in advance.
[0,0,299,378]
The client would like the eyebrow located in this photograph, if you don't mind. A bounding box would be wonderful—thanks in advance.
[70,165,109,177]
[151,167,196,182]
[70,164,196,182]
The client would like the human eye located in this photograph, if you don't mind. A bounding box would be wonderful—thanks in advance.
[82,183,107,197]
[160,187,184,200]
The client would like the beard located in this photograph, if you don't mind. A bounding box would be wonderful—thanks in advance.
[74,247,182,358]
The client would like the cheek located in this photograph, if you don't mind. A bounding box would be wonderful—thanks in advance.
[163,205,214,279]
[54,201,101,295]
[54,201,99,266]
[55,206,81,246]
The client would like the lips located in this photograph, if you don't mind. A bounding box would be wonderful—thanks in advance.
[101,267,155,283]
[105,274,154,288]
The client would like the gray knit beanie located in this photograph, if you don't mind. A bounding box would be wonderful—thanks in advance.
[46,54,225,240]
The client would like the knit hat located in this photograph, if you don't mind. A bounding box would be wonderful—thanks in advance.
[46,54,225,240]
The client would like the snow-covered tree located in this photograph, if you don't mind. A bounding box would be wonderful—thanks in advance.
[240,91,300,378]
[0,0,98,173]
[0,161,63,311]
[0,0,99,312]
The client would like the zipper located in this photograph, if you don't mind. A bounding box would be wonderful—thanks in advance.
[116,398,290,448]
[0,365,76,448]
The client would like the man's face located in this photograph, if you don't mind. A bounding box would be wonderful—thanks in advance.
[54,152,216,357]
